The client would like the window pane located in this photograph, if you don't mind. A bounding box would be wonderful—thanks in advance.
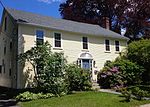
[83,43,88,49]
[4,46,6,55]
[9,69,11,76]
[0,65,2,73]
[116,47,119,51]
[4,17,7,31]
[105,40,110,51]
[55,41,61,47]
[37,38,44,45]
[54,33,61,47]
[115,41,119,45]
[10,42,12,51]
[55,33,61,40]
[115,41,120,51]
[82,59,90,70]
[83,37,88,49]
[36,30,44,39]
[105,40,109,45]
[83,37,87,42]
[106,46,110,51]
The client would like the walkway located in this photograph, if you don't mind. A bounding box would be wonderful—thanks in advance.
[140,104,150,107]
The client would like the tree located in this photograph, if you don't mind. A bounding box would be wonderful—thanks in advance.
[19,42,67,96]
[59,0,150,40]
[127,39,150,84]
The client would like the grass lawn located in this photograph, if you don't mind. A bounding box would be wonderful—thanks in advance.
[19,91,150,107]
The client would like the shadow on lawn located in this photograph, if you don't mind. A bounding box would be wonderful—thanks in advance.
[0,99,18,107]
[0,86,39,107]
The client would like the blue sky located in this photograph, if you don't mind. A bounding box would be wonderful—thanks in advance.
[0,0,65,20]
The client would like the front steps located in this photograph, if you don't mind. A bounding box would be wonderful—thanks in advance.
[92,82,100,90]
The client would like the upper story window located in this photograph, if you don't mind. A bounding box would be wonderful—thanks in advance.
[2,59,5,74]
[105,39,110,51]
[115,41,120,52]
[10,41,12,51]
[4,40,6,55]
[82,37,88,49]
[9,69,11,76]
[54,33,61,48]
[4,17,7,31]
[36,30,44,45]
[0,65,2,74]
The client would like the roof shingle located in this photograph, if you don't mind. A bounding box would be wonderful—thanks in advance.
[6,8,128,40]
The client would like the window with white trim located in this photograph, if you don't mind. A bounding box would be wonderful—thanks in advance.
[4,17,7,31]
[105,39,110,51]
[82,37,88,49]
[0,65,2,74]
[54,33,61,48]
[36,30,44,45]
[115,41,120,52]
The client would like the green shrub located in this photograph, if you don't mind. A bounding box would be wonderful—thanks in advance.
[65,64,92,91]
[19,42,68,96]
[127,39,150,84]
[120,88,132,102]
[131,87,149,100]
[97,59,144,89]
[16,91,55,101]
[37,53,68,96]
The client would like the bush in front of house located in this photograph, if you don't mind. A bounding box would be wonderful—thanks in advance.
[16,91,55,101]
[37,53,68,96]
[65,64,92,92]
[19,42,68,96]
[19,41,92,97]
[120,86,150,101]
[127,39,150,84]
[97,59,144,89]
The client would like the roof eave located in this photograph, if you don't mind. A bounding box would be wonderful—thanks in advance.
[17,22,129,40]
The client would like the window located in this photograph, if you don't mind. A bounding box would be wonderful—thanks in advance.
[10,41,12,51]
[2,59,5,74]
[105,40,110,51]
[115,41,120,51]
[54,33,61,48]
[4,17,7,31]
[36,30,44,45]
[9,69,11,76]
[4,46,6,55]
[82,37,88,49]
[0,65,2,73]
[4,40,6,55]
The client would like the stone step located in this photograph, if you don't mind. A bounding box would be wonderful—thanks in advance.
[92,82,100,90]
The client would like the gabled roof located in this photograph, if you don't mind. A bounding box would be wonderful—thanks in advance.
[6,8,128,40]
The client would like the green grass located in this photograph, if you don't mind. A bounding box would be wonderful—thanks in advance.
[19,91,150,107]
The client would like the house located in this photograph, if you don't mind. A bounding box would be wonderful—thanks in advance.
[0,8,128,89]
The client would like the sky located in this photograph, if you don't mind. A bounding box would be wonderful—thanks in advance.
[0,0,65,20]
[0,0,126,35]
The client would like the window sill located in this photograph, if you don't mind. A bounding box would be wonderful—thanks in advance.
[115,51,120,54]
[81,49,89,52]
[53,47,63,50]
[104,51,111,53]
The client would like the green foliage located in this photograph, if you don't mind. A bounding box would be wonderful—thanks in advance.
[38,53,68,96]
[121,86,150,101]
[131,87,149,100]
[19,42,67,96]
[97,59,144,89]
[127,39,150,83]
[16,91,55,101]
[121,88,132,102]
[20,92,150,107]
[65,64,92,91]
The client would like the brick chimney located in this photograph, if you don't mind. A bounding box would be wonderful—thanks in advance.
[101,17,110,30]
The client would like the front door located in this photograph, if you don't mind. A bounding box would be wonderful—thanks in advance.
[82,59,90,70]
